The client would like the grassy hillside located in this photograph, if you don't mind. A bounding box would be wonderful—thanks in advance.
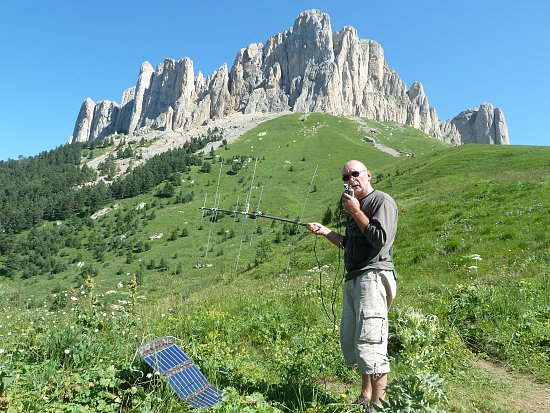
[0,113,548,412]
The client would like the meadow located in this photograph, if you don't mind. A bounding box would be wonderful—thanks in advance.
[0,113,548,412]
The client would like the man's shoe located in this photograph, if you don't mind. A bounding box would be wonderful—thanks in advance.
[356,395,370,411]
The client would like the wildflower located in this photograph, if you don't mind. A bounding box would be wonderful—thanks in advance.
[466,254,482,261]
[468,266,478,270]
[71,296,78,302]
[117,282,124,288]
[64,349,71,354]
[0,349,5,354]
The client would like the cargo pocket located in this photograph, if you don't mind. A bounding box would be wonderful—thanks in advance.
[359,309,386,344]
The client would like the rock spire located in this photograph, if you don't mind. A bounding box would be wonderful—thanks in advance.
[69,9,509,146]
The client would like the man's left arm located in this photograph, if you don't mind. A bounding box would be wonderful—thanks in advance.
[344,195,397,248]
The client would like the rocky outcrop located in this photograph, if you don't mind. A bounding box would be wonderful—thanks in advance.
[128,62,154,135]
[69,9,509,145]
[440,103,509,145]
[71,98,95,143]
[113,87,135,134]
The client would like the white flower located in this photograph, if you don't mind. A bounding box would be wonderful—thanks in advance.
[0,348,5,354]
[116,282,124,289]
[64,349,71,354]
[70,296,78,301]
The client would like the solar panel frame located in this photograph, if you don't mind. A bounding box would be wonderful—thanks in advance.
[137,336,223,408]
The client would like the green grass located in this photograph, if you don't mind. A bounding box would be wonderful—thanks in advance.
[1,113,548,412]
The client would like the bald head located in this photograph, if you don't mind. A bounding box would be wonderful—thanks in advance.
[342,160,367,174]
[341,160,373,199]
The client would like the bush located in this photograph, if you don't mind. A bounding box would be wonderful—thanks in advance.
[383,305,466,411]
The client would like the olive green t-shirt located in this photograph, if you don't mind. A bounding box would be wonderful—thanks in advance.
[343,189,398,280]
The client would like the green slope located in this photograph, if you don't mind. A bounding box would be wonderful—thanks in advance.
[0,113,548,412]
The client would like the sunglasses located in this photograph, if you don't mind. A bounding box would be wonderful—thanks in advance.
[342,170,365,181]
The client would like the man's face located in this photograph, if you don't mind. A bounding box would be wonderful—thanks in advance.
[342,161,371,198]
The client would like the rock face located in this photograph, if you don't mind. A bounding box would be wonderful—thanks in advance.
[440,103,509,144]
[69,9,509,145]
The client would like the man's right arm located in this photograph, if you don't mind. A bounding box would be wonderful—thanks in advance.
[306,222,344,248]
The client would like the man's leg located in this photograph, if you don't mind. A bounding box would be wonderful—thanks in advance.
[360,373,387,410]
[370,373,387,409]
[360,373,372,401]
[355,271,392,409]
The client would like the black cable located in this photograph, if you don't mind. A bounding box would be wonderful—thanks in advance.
[314,235,335,325]
[315,196,347,328]
[331,200,347,324]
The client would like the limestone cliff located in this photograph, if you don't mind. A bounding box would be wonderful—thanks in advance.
[69,9,509,145]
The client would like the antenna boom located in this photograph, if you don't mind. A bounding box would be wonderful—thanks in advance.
[199,207,307,226]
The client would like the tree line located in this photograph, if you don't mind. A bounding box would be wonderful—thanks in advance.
[0,132,222,259]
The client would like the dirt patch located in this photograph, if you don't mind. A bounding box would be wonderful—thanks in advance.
[351,116,401,157]
[86,111,291,180]
[474,360,550,412]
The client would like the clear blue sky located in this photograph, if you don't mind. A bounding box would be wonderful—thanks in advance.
[1,0,548,160]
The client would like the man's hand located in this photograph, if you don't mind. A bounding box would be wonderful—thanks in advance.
[342,193,361,215]
[307,222,344,248]
[342,193,370,232]
[307,222,330,236]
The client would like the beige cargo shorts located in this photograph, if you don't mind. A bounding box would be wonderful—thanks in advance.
[340,269,396,375]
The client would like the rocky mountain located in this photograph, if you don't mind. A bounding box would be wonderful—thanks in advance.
[69,9,509,146]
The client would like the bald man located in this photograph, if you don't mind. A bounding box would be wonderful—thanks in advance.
[307,160,398,411]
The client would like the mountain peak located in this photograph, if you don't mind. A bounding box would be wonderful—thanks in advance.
[69,10,508,146]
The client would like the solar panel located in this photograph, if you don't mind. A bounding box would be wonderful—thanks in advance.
[137,336,224,408]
